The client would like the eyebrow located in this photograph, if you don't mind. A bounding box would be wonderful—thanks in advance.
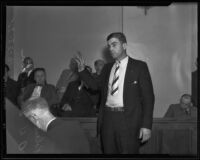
[108,42,118,46]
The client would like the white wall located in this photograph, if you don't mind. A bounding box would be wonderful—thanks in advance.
[123,4,197,117]
[9,4,197,117]
[13,6,122,83]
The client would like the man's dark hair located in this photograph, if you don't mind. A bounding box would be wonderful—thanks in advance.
[23,57,33,63]
[106,32,127,44]
[5,64,10,72]
[94,59,105,66]
[34,68,46,74]
[181,94,191,100]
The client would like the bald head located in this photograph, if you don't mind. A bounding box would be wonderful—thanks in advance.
[22,97,55,132]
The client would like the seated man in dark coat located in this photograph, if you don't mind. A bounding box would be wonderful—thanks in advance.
[18,68,59,113]
[17,57,36,92]
[164,94,197,120]
[60,66,96,117]
[5,64,20,107]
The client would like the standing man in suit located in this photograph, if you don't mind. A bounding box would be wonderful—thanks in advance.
[74,32,155,154]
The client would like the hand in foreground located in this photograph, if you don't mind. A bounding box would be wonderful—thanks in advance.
[139,128,151,143]
[62,104,72,111]
[73,51,85,72]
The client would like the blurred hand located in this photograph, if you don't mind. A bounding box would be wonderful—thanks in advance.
[22,64,33,73]
[139,128,151,143]
[62,104,72,111]
[74,51,85,72]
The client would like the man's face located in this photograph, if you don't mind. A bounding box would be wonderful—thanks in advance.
[107,37,126,60]
[180,97,192,109]
[23,58,34,69]
[95,61,105,74]
[34,70,46,85]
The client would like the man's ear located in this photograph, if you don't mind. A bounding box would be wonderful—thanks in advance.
[122,43,127,50]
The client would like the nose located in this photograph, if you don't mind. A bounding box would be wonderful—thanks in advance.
[109,47,114,53]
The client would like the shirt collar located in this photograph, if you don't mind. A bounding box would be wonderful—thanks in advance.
[116,56,129,67]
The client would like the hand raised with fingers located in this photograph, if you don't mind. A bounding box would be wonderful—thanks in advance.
[74,51,85,72]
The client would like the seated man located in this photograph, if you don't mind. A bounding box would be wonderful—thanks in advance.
[18,68,59,113]
[5,64,20,107]
[56,58,79,100]
[164,94,197,120]
[22,97,90,153]
[60,66,96,117]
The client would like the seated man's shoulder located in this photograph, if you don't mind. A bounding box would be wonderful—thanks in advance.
[168,104,180,110]
[129,57,148,68]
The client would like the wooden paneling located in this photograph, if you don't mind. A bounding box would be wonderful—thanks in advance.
[62,117,197,154]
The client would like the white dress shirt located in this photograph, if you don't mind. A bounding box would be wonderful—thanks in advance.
[106,56,129,108]
[29,86,42,101]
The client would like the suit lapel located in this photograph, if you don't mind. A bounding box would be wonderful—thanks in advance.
[104,62,115,100]
[40,84,47,98]
[123,57,135,108]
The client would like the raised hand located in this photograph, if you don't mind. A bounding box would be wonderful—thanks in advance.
[73,51,85,72]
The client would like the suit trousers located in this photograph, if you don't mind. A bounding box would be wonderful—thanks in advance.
[101,109,140,154]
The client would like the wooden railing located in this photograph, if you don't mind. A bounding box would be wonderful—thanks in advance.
[5,98,197,154]
[62,117,197,154]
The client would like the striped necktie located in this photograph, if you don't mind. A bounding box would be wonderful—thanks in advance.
[111,61,120,96]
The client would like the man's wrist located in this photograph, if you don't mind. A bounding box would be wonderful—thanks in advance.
[78,65,85,72]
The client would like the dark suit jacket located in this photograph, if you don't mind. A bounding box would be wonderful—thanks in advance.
[5,77,20,107]
[18,83,59,108]
[79,57,155,135]
[17,69,35,89]
[164,104,197,119]
[60,80,96,117]
[47,118,90,153]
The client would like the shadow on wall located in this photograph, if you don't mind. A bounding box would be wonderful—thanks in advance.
[101,46,114,63]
